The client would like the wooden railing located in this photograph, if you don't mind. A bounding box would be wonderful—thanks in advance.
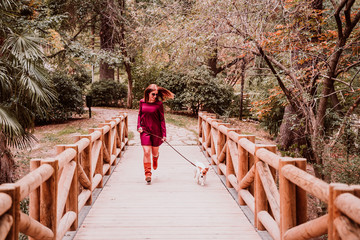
[198,112,360,240]
[0,112,128,240]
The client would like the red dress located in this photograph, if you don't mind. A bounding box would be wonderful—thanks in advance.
[137,99,166,146]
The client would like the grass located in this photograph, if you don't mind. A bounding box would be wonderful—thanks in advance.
[165,113,198,134]
[128,131,134,141]
[40,126,90,145]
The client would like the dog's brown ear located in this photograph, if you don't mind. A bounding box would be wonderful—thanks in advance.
[198,166,202,170]
[205,167,209,172]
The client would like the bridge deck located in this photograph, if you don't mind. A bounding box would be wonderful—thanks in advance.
[73,145,261,240]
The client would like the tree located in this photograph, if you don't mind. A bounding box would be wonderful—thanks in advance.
[0,0,55,183]
[218,0,360,177]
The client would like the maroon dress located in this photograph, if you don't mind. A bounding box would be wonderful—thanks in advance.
[137,99,166,146]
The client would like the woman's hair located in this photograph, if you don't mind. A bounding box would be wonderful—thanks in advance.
[144,84,174,103]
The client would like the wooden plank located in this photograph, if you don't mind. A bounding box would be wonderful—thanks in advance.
[73,146,261,240]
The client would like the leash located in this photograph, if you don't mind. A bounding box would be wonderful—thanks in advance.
[140,129,196,167]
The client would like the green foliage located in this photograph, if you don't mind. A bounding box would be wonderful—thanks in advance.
[19,197,29,240]
[223,93,252,119]
[320,156,360,185]
[133,64,161,104]
[73,70,92,90]
[248,74,287,136]
[35,72,85,124]
[182,67,233,115]
[0,0,56,148]
[89,80,127,107]
[156,70,187,111]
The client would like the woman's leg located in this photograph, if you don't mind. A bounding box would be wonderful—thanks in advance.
[142,145,152,182]
[151,146,159,170]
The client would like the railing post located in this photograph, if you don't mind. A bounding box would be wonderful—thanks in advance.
[121,112,129,144]
[216,125,228,170]
[80,135,93,205]
[0,184,20,240]
[328,183,354,240]
[254,144,276,230]
[279,157,296,239]
[294,158,307,226]
[89,128,104,184]
[237,135,254,205]
[29,159,41,240]
[40,159,58,240]
[65,145,79,231]
[225,129,241,188]
[247,136,256,195]
[198,112,204,142]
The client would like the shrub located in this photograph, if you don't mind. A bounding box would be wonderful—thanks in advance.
[181,66,234,115]
[73,70,91,90]
[132,63,161,107]
[156,70,187,111]
[89,80,127,107]
[155,66,233,115]
[36,72,84,124]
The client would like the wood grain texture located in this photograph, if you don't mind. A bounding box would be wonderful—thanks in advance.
[73,146,261,240]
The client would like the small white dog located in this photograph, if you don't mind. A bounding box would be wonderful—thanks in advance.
[194,162,209,186]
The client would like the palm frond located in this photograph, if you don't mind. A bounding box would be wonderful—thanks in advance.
[0,62,11,97]
[0,0,16,10]
[6,131,37,150]
[2,33,44,62]
[19,72,55,106]
[0,106,22,138]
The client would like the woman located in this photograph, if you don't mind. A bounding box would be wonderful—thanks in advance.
[137,84,174,183]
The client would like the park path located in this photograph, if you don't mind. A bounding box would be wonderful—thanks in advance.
[71,109,262,239]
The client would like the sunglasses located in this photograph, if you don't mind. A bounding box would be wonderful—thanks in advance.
[151,93,158,96]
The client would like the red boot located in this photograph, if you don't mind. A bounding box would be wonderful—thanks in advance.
[152,155,159,170]
[144,162,152,183]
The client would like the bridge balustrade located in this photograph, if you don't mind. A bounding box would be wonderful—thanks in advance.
[198,112,360,240]
[0,113,128,240]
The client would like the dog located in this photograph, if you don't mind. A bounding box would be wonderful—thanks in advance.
[194,162,209,186]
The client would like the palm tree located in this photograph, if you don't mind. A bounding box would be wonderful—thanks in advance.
[0,0,55,183]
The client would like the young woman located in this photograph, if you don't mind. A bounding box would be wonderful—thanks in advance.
[137,84,174,183]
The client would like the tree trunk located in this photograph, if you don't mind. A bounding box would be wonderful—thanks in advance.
[125,62,133,109]
[239,60,246,120]
[117,0,133,109]
[99,0,115,81]
[0,132,14,184]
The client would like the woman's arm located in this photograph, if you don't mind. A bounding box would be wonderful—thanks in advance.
[159,102,166,138]
[137,101,143,132]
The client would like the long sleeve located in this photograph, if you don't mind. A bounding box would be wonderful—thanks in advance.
[159,102,166,137]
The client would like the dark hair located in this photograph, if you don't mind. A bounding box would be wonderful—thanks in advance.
[144,84,174,103]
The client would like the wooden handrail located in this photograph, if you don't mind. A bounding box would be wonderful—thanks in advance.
[334,193,360,224]
[198,112,360,240]
[0,113,129,240]
[0,193,12,216]
[0,214,13,239]
[281,164,329,203]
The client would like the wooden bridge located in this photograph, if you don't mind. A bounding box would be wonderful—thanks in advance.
[0,112,360,240]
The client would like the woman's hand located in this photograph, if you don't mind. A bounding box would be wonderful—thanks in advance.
[162,137,166,142]
[137,127,143,133]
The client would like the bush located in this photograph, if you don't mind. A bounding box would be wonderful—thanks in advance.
[156,70,187,111]
[35,72,85,124]
[222,93,252,119]
[181,66,234,115]
[73,70,92,90]
[156,66,233,115]
[132,65,161,105]
[89,80,127,107]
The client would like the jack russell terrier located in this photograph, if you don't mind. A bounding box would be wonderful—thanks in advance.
[194,162,209,186]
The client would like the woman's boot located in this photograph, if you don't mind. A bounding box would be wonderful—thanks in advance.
[144,162,152,183]
[152,154,159,170]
